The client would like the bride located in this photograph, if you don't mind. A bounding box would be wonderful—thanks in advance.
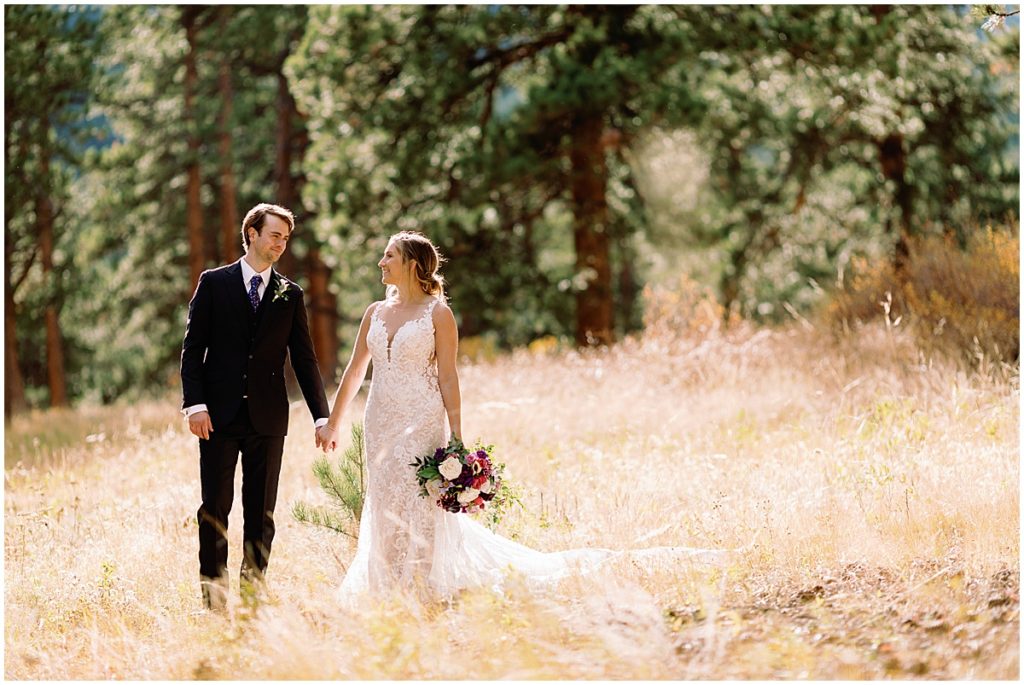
[318,231,717,600]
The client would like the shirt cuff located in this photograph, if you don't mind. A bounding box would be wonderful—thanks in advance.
[183,404,209,418]
[314,418,329,429]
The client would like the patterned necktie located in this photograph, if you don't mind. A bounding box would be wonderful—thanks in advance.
[248,275,262,312]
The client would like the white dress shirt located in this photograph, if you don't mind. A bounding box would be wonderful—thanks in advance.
[240,257,272,304]
[184,258,328,429]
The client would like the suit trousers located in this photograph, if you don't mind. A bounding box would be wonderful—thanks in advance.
[197,400,285,587]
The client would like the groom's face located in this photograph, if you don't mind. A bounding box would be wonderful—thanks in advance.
[248,215,291,265]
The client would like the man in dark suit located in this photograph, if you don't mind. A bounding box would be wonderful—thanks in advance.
[180,202,332,611]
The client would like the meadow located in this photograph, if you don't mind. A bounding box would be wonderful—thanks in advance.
[4,321,1019,679]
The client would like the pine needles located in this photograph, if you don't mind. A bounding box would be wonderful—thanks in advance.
[291,422,366,538]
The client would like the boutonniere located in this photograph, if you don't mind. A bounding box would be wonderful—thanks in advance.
[272,279,291,303]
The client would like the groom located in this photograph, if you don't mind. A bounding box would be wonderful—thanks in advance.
[180,202,332,610]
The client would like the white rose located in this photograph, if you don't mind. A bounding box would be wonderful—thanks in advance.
[480,480,493,494]
[425,480,441,500]
[438,456,463,480]
[457,488,480,504]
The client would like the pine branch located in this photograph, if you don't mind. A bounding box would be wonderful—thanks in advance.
[312,456,350,504]
[292,422,367,536]
[11,247,38,296]
[466,28,572,72]
[479,69,500,131]
[291,502,355,538]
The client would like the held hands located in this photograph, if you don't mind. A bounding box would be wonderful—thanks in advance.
[315,424,338,453]
[187,411,214,441]
[187,410,335,450]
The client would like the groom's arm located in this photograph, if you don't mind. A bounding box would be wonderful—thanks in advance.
[287,286,330,422]
[181,271,212,410]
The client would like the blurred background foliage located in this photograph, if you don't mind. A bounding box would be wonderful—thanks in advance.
[4,4,1019,414]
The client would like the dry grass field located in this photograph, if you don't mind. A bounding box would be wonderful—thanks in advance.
[4,322,1019,679]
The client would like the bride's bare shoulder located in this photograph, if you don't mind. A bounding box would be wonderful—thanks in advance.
[362,300,385,320]
[430,298,454,314]
[430,298,457,327]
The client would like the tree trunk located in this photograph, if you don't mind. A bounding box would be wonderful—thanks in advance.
[273,55,340,387]
[719,222,759,322]
[4,126,28,418]
[569,113,613,346]
[870,6,913,277]
[5,258,27,418]
[272,66,299,395]
[274,67,298,278]
[217,7,240,263]
[878,133,913,276]
[616,232,639,335]
[276,61,340,378]
[306,246,339,381]
[183,7,205,290]
[37,153,67,408]
[720,251,746,322]
[5,287,27,418]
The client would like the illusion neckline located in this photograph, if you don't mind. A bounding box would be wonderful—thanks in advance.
[374,299,437,361]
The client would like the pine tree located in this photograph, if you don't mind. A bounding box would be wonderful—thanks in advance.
[292,422,367,538]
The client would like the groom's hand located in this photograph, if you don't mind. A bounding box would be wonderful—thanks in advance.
[188,411,214,441]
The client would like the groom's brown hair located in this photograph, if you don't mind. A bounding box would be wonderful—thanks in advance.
[241,203,295,249]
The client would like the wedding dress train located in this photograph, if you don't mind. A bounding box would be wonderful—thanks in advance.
[338,298,723,602]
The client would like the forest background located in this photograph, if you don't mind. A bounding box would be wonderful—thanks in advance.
[5,4,1019,414]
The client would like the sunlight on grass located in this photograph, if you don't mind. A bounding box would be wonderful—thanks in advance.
[4,322,1019,679]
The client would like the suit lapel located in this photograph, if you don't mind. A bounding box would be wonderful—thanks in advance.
[225,261,252,321]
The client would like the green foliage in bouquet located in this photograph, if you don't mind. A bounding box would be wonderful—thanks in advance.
[292,422,366,538]
[482,471,524,532]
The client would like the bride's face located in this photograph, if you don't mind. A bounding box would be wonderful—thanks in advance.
[378,242,410,286]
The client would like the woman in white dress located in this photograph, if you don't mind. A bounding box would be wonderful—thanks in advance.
[319,231,722,601]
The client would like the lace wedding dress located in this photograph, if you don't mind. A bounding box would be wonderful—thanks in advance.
[338,297,721,602]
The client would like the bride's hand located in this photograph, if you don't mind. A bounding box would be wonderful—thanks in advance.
[317,424,338,452]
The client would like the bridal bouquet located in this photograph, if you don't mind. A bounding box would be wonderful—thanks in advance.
[411,439,502,514]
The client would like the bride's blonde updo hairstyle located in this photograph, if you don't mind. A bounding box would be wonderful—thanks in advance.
[387,231,446,300]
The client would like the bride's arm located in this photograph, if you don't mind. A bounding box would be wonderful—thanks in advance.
[319,302,377,449]
[434,303,462,442]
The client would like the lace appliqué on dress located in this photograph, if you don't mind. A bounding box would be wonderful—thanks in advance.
[340,299,446,597]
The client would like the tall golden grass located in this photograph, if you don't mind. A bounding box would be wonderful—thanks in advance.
[4,319,1019,679]
[828,226,1019,367]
